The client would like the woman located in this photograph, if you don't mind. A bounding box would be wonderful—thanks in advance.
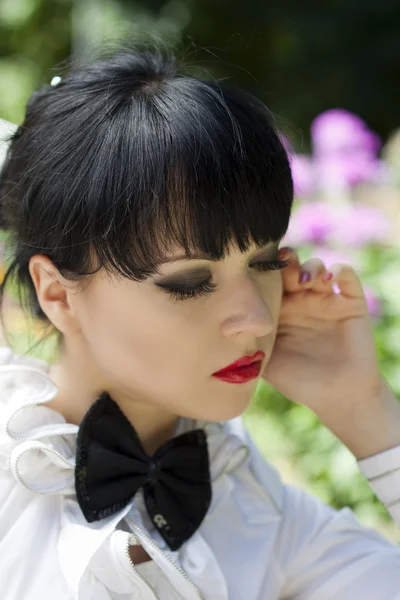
[0,42,399,599]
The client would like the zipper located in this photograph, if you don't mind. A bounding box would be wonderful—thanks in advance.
[11,439,76,495]
[122,533,160,600]
[3,366,79,443]
[8,422,78,442]
[13,442,208,599]
[126,517,205,600]
[12,440,201,598]
[4,367,238,599]
[5,365,78,495]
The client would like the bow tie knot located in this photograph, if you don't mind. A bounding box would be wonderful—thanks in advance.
[147,458,160,484]
[75,392,212,550]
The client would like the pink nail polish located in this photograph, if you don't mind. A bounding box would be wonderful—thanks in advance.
[322,272,333,281]
[299,271,311,283]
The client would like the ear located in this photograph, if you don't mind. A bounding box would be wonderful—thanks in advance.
[28,255,81,335]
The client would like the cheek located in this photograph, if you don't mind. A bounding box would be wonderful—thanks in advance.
[76,285,209,411]
[273,272,283,316]
[78,287,161,352]
[259,271,283,316]
[74,281,198,378]
[261,272,283,338]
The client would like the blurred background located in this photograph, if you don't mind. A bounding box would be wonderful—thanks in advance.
[1,0,400,542]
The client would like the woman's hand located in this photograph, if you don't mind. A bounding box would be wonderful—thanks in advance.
[262,247,385,428]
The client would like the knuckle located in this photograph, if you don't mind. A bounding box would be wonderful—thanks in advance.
[330,262,354,277]
[301,258,326,273]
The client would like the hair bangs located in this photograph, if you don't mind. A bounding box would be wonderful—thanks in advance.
[0,43,294,326]
[86,78,293,281]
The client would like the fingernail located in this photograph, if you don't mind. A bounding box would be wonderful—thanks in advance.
[322,272,333,281]
[278,247,293,260]
[299,271,311,283]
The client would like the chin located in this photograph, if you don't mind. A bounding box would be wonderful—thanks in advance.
[199,383,257,423]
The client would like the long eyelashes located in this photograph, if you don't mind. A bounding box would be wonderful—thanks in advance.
[164,258,289,301]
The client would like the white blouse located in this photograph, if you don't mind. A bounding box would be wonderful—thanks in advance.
[1,347,400,599]
[136,560,182,599]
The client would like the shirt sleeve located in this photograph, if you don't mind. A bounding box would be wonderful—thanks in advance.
[276,444,400,600]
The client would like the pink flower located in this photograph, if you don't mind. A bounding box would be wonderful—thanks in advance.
[364,287,383,321]
[333,205,390,247]
[278,133,316,198]
[311,109,381,155]
[282,202,336,246]
[283,202,390,248]
[316,154,383,189]
[310,247,353,268]
[290,154,316,198]
[311,109,382,189]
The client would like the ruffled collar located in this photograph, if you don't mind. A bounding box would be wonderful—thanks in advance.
[0,347,282,600]
[0,348,250,497]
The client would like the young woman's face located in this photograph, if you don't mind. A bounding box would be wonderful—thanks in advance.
[71,241,284,422]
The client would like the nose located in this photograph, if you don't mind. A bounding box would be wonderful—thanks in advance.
[220,279,275,338]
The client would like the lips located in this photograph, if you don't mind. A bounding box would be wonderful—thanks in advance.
[213,350,265,376]
[212,361,263,383]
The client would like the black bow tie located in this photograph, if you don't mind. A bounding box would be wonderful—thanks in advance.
[74,392,212,551]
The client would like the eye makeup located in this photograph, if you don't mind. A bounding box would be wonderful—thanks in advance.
[153,244,289,302]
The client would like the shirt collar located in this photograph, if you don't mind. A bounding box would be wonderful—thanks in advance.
[0,356,250,497]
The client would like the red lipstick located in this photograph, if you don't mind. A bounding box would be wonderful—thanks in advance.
[212,351,265,384]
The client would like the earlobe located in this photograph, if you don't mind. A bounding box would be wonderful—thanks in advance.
[28,255,79,334]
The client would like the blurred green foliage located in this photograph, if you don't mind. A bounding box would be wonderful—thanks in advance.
[1,0,400,147]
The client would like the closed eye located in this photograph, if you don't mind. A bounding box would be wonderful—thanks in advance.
[251,258,290,272]
[157,257,290,302]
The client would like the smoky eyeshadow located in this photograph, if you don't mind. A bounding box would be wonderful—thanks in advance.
[154,268,211,288]
[153,244,280,289]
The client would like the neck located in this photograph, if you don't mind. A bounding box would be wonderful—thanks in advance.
[47,346,179,456]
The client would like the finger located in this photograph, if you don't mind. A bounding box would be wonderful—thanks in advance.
[298,257,335,293]
[279,249,335,294]
[278,247,303,293]
[326,263,365,299]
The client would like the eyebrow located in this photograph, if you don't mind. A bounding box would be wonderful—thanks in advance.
[160,241,280,264]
